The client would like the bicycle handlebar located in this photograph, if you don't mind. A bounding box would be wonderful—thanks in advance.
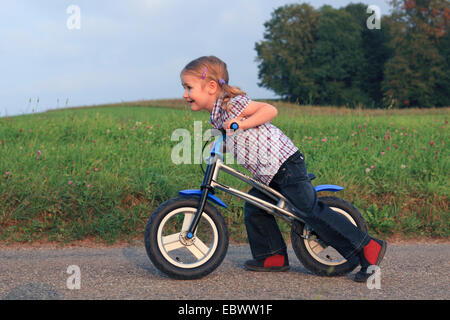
[230,122,239,131]
[219,122,239,136]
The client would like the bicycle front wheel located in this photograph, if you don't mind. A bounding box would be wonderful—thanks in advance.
[144,197,229,279]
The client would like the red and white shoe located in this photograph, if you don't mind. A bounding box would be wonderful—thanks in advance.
[354,238,387,282]
[244,254,290,272]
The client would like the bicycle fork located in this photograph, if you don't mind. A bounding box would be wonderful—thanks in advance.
[185,160,217,239]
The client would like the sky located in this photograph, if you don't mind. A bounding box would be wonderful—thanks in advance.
[0,0,391,117]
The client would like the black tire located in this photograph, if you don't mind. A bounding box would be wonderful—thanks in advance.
[291,196,368,276]
[144,197,229,280]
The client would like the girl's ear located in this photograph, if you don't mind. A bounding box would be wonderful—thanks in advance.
[207,80,219,94]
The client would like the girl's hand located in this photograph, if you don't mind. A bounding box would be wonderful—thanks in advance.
[223,102,278,133]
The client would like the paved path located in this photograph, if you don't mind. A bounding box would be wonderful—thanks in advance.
[0,243,448,300]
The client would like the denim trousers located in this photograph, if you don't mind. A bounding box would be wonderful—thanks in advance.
[244,151,370,261]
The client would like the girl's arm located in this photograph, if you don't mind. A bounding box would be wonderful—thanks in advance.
[223,101,278,130]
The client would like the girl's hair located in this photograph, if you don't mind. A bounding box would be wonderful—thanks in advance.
[181,56,246,111]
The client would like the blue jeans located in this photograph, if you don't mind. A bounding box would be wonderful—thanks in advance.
[244,151,370,261]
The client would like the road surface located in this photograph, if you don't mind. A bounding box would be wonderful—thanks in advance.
[0,242,448,300]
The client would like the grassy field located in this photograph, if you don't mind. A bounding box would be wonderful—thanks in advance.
[0,100,448,244]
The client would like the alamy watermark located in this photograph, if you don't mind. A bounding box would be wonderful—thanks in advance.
[66,265,81,290]
[170,121,284,177]
[366,5,381,30]
[67,5,81,30]
[366,265,382,290]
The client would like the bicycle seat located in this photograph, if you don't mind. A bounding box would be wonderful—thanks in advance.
[307,173,316,181]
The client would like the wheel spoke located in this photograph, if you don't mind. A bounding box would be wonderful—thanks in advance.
[186,244,205,260]
[181,213,195,231]
[194,238,210,255]
[186,237,210,260]
[162,233,184,252]
[309,240,324,254]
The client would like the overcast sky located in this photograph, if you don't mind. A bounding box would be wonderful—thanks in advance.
[0,0,391,117]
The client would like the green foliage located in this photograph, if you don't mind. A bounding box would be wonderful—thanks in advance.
[383,0,450,108]
[255,1,449,108]
[255,3,319,102]
[311,5,368,107]
[345,3,394,107]
[364,204,396,234]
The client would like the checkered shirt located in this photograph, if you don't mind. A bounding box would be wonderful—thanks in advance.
[210,94,298,185]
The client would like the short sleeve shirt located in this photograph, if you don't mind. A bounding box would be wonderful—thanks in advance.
[210,94,298,185]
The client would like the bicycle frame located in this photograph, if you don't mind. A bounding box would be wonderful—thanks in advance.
[182,131,310,239]
[181,130,344,239]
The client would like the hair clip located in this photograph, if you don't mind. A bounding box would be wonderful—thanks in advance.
[219,79,226,86]
[201,66,208,80]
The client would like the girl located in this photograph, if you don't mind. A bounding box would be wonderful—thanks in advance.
[180,56,386,282]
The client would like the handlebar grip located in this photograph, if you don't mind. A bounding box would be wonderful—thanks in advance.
[230,122,239,131]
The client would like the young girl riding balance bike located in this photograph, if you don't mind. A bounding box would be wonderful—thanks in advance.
[158,55,387,282]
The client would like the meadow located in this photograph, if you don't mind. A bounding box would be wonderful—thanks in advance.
[0,100,448,244]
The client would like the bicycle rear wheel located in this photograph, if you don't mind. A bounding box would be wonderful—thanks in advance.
[291,196,368,276]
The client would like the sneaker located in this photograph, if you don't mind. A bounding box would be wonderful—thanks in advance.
[354,238,387,282]
[245,254,290,272]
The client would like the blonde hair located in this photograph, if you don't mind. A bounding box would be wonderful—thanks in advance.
[181,56,246,111]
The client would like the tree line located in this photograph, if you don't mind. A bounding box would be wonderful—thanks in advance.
[255,0,449,108]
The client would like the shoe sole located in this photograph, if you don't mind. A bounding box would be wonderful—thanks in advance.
[245,265,290,272]
[375,240,387,266]
[353,271,370,282]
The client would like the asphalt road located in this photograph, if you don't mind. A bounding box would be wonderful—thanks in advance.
[0,242,448,300]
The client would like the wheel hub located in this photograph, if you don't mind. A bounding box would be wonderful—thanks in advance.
[179,231,196,246]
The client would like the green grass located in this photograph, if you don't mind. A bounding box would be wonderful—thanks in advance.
[0,100,448,244]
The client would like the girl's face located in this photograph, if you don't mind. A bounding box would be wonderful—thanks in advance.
[181,73,218,112]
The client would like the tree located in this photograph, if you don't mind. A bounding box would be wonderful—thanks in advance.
[255,3,319,103]
[345,3,393,107]
[255,3,388,107]
[255,1,448,108]
[435,30,450,106]
[382,0,449,107]
[311,5,368,107]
